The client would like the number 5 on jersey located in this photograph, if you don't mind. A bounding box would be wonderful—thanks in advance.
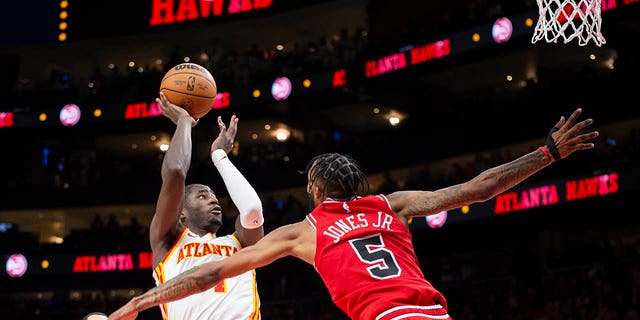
[349,234,401,279]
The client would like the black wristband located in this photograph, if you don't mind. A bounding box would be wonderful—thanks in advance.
[545,126,562,161]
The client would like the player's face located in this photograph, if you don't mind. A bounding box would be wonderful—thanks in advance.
[184,185,223,231]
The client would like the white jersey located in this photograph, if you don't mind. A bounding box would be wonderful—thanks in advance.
[153,228,260,320]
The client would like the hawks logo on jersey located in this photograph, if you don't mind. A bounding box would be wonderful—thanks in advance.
[176,242,238,264]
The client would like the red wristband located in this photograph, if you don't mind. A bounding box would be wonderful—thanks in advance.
[538,146,553,163]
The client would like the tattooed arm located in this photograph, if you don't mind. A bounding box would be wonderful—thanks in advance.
[388,108,598,222]
[106,267,208,320]
[108,222,311,320]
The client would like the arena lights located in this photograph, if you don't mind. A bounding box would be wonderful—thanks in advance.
[492,17,513,43]
[274,129,290,142]
[58,0,68,42]
[525,17,535,27]
[213,92,230,109]
[271,77,292,101]
[332,69,347,87]
[59,104,81,126]
[6,253,28,278]
[425,211,448,229]
[0,112,14,127]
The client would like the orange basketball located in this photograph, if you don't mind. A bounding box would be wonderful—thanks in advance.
[160,63,217,119]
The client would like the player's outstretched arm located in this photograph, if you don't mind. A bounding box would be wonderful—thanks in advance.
[108,222,308,320]
[390,108,599,219]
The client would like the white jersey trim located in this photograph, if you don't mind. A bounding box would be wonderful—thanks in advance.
[375,304,445,320]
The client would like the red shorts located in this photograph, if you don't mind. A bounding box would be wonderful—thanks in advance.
[375,304,452,320]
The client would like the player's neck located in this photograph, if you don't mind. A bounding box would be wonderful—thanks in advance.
[185,225,216,237]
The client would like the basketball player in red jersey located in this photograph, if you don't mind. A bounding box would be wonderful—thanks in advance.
[108,108,598,320]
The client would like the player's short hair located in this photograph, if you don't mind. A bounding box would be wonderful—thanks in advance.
[185,184,199,200]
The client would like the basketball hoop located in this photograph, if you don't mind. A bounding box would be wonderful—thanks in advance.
[532,0,606,46]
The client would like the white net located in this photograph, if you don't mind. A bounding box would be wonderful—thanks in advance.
[532,0,606,46]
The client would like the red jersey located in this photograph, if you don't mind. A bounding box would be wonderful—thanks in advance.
[306,195,448,320]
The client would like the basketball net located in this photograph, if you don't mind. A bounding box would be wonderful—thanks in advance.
[532,0,606,46]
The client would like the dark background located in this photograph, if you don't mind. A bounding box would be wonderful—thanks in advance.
[0,0,638,319]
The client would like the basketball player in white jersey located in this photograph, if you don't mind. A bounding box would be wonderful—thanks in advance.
[150,92,264,320]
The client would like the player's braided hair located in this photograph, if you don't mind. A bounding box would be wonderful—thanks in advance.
[305,153,370,201]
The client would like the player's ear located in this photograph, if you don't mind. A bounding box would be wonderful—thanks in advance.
[306,181,312,195]
[312,184,323,203]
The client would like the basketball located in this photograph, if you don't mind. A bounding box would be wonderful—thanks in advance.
[160,63,217,119]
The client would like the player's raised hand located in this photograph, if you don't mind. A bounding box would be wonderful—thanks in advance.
[545,108,599,162]
[157,92,197,127]
[210,115,238,154]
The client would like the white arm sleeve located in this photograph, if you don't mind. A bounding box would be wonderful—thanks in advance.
[211,149,264,229]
